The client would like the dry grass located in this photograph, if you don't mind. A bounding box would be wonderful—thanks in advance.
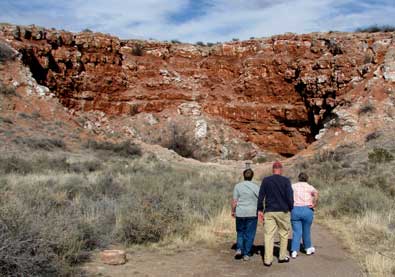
[3,128,395,276]
[136,206,236,255]
[0,145,235,276]
[293,136,395,276]
[365,253,395,277]
[317,212,395,276]
[189,207,235,244]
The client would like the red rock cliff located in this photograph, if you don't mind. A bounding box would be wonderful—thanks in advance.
[1,24,393,156]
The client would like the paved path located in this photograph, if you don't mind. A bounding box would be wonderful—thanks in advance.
[84,224,363,277]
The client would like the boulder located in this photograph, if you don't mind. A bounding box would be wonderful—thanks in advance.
[100,250,127,265]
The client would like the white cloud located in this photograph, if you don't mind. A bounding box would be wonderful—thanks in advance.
[0,0,394,42]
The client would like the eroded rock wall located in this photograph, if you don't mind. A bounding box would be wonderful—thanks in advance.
[1,24,393,156]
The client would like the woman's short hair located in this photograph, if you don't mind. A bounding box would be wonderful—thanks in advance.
[298,172,308,182]
[243,169,254,181]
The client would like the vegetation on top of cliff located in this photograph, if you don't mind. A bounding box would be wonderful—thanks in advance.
[131,44,144,56]
[356,25,395,33]
[81,28,93,33]
[194,41,216,47]
[171,39,181,44]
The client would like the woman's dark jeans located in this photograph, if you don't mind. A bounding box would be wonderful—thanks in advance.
[236,216,258,256]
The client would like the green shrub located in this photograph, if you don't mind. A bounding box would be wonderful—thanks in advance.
[255,156,267,163]
[368,148,394,164]
[0,205,62,276]
[131,44,144,56]
[0,42,15,63]
[18,112,33,119]
[55,174,87,200]
[85,140,141,157]
[115,193,185,244]
[321,185,392,217]
[0,154,71,174]
[0,155,33,174]
[91,173,124,199]
[69,159,101,173]
[195,41,205,46]
[13,137,66,150]
[314,150,340,163]
[0,82,16,96]
[42,214,96,265]
[361,172,395,196]
[171,39,181,44]
[81,28,93,33]
[356,25,395,33]
[358,102,375,115]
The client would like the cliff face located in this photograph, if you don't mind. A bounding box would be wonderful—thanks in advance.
[1,24,394,156]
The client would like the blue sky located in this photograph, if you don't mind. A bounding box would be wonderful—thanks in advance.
[0,0,394,42]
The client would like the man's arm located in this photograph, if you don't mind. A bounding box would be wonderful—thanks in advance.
[257,180,265,212]
[257,179,266,222]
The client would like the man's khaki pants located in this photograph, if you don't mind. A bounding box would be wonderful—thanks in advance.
[263,212,290,264]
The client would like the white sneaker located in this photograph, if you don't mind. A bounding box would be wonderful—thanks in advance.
[243,255,250,261]
[291,251,298,258]
[306,247,315,255]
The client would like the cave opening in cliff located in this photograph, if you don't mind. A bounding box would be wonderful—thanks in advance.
[294,82,337,146]
[20,48,48,84]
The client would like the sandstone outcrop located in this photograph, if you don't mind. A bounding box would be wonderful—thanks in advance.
[1,24,394,157]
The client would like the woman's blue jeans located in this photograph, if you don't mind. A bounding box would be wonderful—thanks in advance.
[235,217,257,256]
[291,206,314,252]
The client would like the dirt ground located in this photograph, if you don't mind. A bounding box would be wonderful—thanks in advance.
[83,224,363,277]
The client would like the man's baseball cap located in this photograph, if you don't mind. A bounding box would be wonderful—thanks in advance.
[272,161,283,169]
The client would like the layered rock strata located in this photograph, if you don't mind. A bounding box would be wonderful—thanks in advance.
[1,24,393,156]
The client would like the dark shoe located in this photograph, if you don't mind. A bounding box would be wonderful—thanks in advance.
[263,262,272,267]
[278,256,290,263]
